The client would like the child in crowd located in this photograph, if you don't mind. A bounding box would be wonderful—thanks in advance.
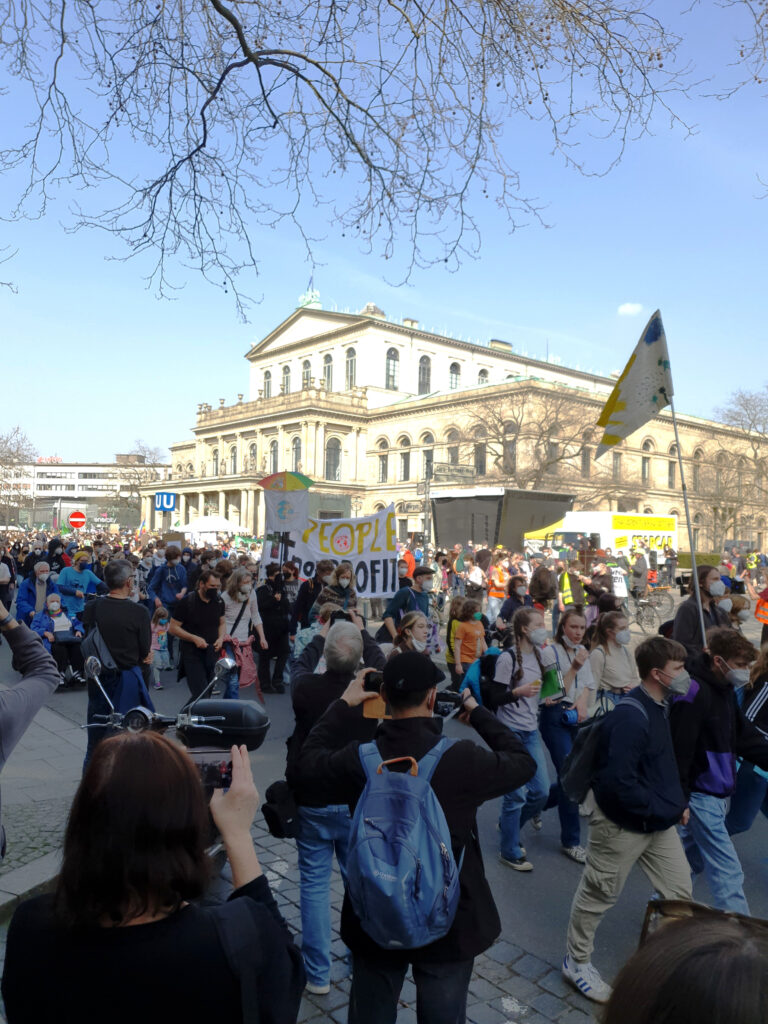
[150,605,171,689]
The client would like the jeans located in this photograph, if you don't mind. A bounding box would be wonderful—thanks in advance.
[726,762,768,836]
[499,728,550,860]
[538,705,581,848]
[679,790,749,914]
[486,596,503,623]
[296,804,351,987]
[221,642,240,699]
[348,954,474,1024]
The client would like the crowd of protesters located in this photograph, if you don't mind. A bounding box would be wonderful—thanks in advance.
[0,526,766,1022]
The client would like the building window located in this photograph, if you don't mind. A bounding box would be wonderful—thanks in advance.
[229,447,237,475]
[612,451,622,481]
[282,365,291,394]
[545,441,559,474]
[345,347,356,389]
[385,348,399,391]
[212,449,219,476]
[418,356,431,395]
[668,461,676,489]
[269,439,278,475]
[422,433,435,479]
[693,514,702,550]
[474,442,486,475]
[449,362,460,390]
[263,371,272,398]
[581,448,591,479]
[446,429,460,466]
[302,360,311,388]
[377,440,389,483]
[478,369,489,386]
[322,354,333,391]
[325,438,341,481]
[642,456,650,485]
[291,437,302,472]
[693,449,701,492]
[399,437,411,482]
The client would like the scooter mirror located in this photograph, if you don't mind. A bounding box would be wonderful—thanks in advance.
[213,656,237,678]
[84,656,102,679]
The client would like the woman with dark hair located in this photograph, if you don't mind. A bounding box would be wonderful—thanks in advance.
[672,564,731,660]
[602,913,768,1024]
[1,732,304,1023]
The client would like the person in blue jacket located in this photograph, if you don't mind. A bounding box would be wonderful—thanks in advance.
[15,562,61,624]
[147,546,188,664]
[30,592,85,683]
[56,552,106,618]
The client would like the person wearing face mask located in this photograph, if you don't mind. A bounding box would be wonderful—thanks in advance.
[395,558,413,590]
[169,569,226,701]
[589,611,639,706]
[136,548,155,612]
[310,563,359,623]
[21,541,48,580]
[290,559,335,639]
[669,627,768,915]
[672,565,732,663]
[147,546,188,666]
[495,607,552,871]
[220,568,268,699]
[452,600,488,680]
[381,565,435,644]
[726,642,768,838]
[495,574,533,630]
[31,592,85,686]
[387,611,431,661]
[544,609,597,864]
[56,551,107,619]
[486,552,509,624]
[562,636,693,1006]
[46,537,70,580]
[15,562,61,625]
[256,563,292,694]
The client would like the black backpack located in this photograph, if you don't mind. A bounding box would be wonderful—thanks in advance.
[560,697,648,804]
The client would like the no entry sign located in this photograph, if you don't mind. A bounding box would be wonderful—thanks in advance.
[67,510,86,529]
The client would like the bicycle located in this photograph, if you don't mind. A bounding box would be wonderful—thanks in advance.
[647,583,674,618]
[628,592,661,634]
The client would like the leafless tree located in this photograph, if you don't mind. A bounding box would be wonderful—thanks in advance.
[113,440,168,523]
[0,1,692,315]
[0,427,37,527]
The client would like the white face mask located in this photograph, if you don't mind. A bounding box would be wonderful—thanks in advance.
[411,638,427,653]
[48,602,61,613]
[528,627,548,647]
[614,629,632,645]
[338,578,351,589]
[737,609,750,622]
[322,575,333,585]
[420,577,434,592]
[37,572,50,583]
[708,580,726,597]
[398,567,408,577]
[563,634,582,650]
[239,586,252,600]
[515,586,527,597]
[718,598,733,614]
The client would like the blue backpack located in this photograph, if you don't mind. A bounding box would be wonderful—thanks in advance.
[347,736,461,950]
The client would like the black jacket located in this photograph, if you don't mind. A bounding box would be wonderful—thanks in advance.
[743,676,768,739]
[298,701,536,963]
[592,686,686,833]
[290,576,324,635]
[670,654,768,799]
[256,579,290,637]
[672,597,730,663]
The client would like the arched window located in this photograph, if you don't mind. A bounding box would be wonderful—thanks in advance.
[668,444,677,489]
[385,348,399,391]
[641,440,652,485]
[612,451,622,481]
[229,447,237,475]
[642,439,654,451]
[186,462,194,478]
[478,369,489,386]
[377,439,389,484]
[473,428,487,476]
[446,428,460,466]
[248,443,257,470]
[643,506,654,514]
[693,512,702,550]
[581,447,591,479]
[421,432,435,479]
[323,354,333,390]
[399,436,411,482]
[692,449,703,493]
[716,451,727,491]
[291,436,302,472]
[282,365,291,394]
[302,360,311,388]
[325,437,341,481]
[449,363,461,390]
[174,463,182,477]
[263,370,272,399]
[269,439,278,475]
[212,449,219,476]
[345,347,356,389]
[418,355,431,395]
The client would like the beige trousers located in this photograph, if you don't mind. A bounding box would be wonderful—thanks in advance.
[566,803,692,962]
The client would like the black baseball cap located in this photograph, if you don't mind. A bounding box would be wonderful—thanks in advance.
[382,652,445,694]
[413,565,435,578]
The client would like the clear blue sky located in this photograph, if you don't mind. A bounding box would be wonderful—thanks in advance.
[1,3,766,462]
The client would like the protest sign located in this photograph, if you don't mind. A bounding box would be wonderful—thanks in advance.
[611,567,628,598]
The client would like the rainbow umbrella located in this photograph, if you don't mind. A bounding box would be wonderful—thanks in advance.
[256,471,313,491]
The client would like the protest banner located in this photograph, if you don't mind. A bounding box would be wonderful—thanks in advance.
[264,505,399,598]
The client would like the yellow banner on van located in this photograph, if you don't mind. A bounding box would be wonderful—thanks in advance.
[611,515,676,533]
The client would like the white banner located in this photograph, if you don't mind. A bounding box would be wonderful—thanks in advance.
[263,489,310,534]
[264,505,399,598]
[611,567,628,598]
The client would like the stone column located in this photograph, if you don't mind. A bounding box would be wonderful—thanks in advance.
[219,491,226,517]
[179,493,188,524]
[198,491,205,517]
[240,489,248,530]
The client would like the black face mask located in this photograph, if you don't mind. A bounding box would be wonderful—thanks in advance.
[205,588,219,598]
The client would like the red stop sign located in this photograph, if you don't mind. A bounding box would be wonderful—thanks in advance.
[68,510,86,529]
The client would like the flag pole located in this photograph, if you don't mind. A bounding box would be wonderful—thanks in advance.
[662,387,708,649]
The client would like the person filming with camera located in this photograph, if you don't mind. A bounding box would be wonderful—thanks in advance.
[296,653,536,1024]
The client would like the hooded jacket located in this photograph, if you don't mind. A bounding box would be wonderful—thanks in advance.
[15,577,60,624]
[46,539,70,576]
[30,609,84,652]
[670,653,768,799]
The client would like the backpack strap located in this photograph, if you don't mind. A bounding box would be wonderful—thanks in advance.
[619,696,649,723]
[358,741,382,782]
[416,736,456,783]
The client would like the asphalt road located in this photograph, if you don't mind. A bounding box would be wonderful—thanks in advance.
[38,600,768,983]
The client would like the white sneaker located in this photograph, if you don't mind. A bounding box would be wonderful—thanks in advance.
[531,815,543,831]
[562,955,612,1004]
[305,982,331,995]
[562,845,587,864]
